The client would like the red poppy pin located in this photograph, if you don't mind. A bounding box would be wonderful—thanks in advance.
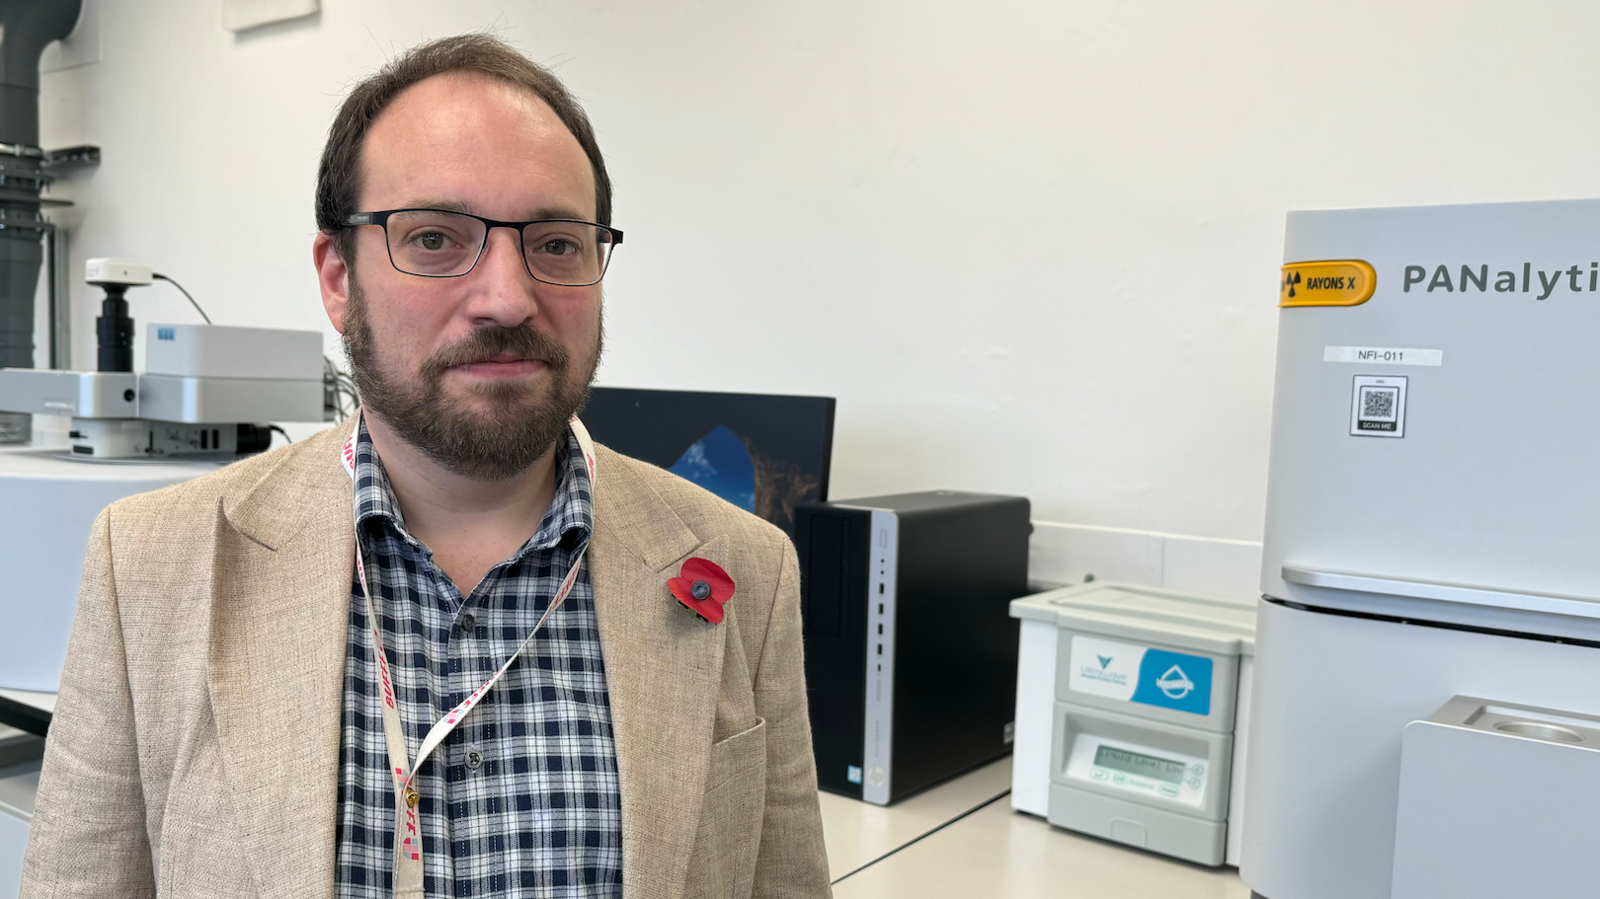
[669,557,735,624]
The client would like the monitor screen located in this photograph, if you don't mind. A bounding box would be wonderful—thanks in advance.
[576,386,836,538]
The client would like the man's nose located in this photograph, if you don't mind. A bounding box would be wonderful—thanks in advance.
[465,227,540,323]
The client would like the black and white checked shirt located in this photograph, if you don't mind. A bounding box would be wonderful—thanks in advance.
[335,422,623,898]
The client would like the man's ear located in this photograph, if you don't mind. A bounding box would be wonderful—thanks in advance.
[313,232,351,334]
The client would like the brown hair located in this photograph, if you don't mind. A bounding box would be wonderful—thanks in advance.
[315,33,612,262]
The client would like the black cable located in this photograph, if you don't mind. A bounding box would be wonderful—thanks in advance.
[151,272,213,324]
[267,424,292,444]
[323,355,360,419]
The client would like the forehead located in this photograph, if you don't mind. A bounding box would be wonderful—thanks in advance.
[358,72,596,220]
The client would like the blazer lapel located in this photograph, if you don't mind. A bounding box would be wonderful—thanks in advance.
[590,448,730,899]
[206,431,354,899]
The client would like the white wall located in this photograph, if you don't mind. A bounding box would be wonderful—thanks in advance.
[32,1,1600,594]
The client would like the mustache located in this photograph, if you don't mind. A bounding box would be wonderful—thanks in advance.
[419,325,570,380]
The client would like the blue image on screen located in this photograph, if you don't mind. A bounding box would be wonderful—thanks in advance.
[668,425,757,513]
[576,386,835,537]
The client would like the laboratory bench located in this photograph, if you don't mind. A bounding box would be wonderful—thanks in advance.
[822,757,1250,897]
[2,712,1250,898]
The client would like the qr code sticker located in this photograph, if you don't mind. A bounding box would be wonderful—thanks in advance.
[1351,376,1406,438]
[1360,387,1397,421]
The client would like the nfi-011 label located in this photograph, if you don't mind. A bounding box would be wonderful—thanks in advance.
[1067,635,1214,716]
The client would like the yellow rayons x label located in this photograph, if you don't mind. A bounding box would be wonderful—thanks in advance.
[1280,260,1377,307]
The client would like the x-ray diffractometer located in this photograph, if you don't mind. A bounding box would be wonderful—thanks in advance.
[1243,200,1600,899]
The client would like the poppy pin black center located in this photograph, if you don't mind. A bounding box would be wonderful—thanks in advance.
[691,580,712,601]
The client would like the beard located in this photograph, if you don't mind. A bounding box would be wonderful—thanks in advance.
[342,277,601,481]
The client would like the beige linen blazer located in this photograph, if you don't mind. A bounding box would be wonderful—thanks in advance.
[20,424,831,899]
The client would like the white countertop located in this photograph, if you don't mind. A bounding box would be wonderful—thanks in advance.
[819,756,1013,881]
[0,712,1255,896]
[0,692,54,715]
[821,757,1251,896]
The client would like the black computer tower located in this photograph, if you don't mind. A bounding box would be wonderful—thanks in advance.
[796,491,1029,804]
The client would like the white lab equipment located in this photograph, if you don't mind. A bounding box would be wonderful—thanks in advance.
[0,319,323,459]
[1243,199,1600,899]
[1009,582,1255,866]
[1389,696,1600,899]
[0,443,219,691]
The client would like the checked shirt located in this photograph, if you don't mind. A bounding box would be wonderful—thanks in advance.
[335,422,623,898]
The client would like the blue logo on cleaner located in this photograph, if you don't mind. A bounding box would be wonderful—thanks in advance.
[157,327,176,341]
[1130,649,1213,715]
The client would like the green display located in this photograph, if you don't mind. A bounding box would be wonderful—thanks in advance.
[1094,744,1186,785]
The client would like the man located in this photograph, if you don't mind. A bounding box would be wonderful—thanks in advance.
[22,34,830,899]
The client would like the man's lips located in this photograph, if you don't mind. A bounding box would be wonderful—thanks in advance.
[451,354,549,378]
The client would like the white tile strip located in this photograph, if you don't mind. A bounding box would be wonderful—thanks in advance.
[1030,521,1262,600]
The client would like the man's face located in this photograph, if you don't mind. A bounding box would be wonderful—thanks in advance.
[318,72,604,480]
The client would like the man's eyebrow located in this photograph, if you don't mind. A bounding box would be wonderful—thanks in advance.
[402,198,478,215]
[527,206,591,222]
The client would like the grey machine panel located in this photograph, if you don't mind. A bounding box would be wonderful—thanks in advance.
[1261,200,1600,637]
[1391,697,1600,899]
[1242,597,1600,899]
[1246,200,1600,899]
[1049,702,1232,865]
[0,369,137,418]
[137,374,323,424]
[0,369,322,424]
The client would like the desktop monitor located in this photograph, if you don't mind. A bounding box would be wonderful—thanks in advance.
[576,386,836,538]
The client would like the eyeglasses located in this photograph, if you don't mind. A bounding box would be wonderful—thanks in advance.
[343,209,623,286]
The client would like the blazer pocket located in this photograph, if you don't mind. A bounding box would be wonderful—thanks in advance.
[684,716,768,899]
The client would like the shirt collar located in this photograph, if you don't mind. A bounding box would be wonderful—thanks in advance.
[352,418,593,556]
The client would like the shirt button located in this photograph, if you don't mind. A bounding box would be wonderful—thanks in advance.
[465,748,483,770]
[459,613,476,633]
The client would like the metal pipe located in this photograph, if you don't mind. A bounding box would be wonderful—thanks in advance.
[0,0,84,442]
[45,219,62,367]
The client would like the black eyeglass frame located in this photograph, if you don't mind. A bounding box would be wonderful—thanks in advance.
[342,208,624,286]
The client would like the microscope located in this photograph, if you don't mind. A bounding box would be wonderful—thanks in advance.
[0,257,324,458]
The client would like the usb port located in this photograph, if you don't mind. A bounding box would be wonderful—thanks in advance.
[878,583,885,595]
[877,644,883,655]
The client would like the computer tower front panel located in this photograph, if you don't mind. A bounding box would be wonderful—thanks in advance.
[861,509,899,804]
[797,505,871,797]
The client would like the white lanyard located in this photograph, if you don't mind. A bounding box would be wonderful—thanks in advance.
[342,413,599,898]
